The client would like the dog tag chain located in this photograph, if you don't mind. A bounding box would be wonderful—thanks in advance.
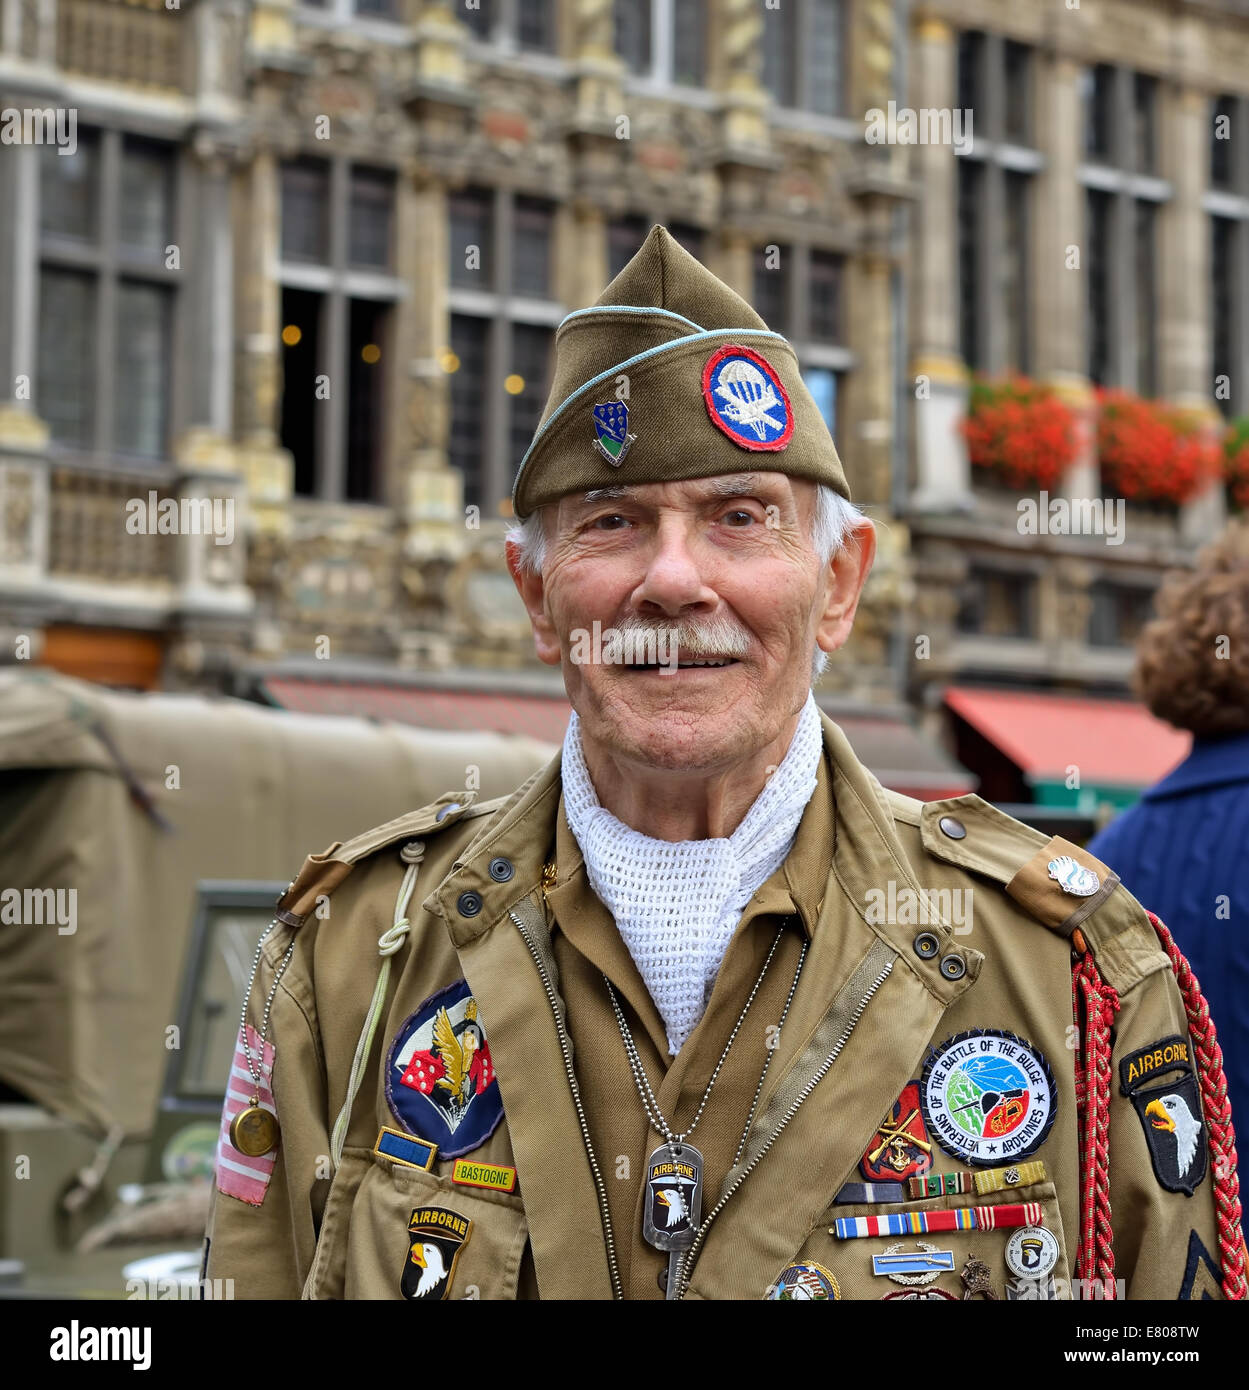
[229,916,297,1157]
[605,926,808,1298]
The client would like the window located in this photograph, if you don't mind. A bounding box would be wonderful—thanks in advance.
[956,569,1036,639]
[1134,199,1157,396]
[753,248,790,336]
[1078,66,1168,393]
[447,315,489,511]
[958,159,984,369]
[1089,581,1155,648]
[1002,41,1031,144]
[1212,215,1237,418]
[1211,95,1238,189]
[1086,189,1113,386]
[614,0,706,87]
[1206,97,1249,418]
[1084,63,1115,161]
[1131,73,1157,174]
[37,129,179,460]
[446,189,563,513]
[449,187,494,289]
[349,167,395,269]
[607,214,650,280]
[280,159,331,264]
[512,197,555,298]
[762,0,844,116]
[460,0,557,52]
[956,33,1038,375]
[277,157,400,501]
[808,250,842,343]
[1001,171,1030,373]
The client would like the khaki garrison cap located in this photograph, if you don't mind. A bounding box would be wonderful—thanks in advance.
[510,224,851,520]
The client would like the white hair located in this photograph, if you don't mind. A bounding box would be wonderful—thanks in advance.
[506,483,869,684]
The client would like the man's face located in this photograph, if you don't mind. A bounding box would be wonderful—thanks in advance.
[509,471,875,775]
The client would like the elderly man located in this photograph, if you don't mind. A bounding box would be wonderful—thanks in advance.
[204,227,1241,1301]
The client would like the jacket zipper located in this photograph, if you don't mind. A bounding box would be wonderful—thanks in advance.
[673,958,895,1299]
[509,907,625,1300]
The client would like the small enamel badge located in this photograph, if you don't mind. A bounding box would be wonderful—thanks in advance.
[401,1206,472,1301]
[861,1080,934,1181]
[385,980,503,1159]
[1047,854,1100,897]
[591,401,635,466]
[921,1030,1057,1166]
[702,345,793,451]
[1005,1225,1060,1279]
[1120,1036,1207,1195]
[767,1261,841,1300]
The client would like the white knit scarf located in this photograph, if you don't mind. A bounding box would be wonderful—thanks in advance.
[561,692,823,1056]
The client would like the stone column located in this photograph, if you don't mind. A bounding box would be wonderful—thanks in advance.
[908,13,970,511]
[233,149,292,532]
[0,141,48,453]
[571,0,622,129]
[400,172,463,559]
[1032,51,1098,506]
[1159,84,1226,541]
[713,0,767,150]
[414,0,467,86]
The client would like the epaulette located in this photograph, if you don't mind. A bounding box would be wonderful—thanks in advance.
[273,791,504,928]
[918,793,1167,995]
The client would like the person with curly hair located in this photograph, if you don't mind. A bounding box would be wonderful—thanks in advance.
[1088,520,1249,1129]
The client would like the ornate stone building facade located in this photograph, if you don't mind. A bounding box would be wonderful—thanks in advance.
[0,0,909,710]
[904,0,1248,808]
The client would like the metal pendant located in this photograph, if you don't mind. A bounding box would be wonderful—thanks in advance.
[642,1141,703,1252]
[229,1101,280,1157]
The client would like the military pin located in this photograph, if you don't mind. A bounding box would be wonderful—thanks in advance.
[229,1095,279,1157]
[960,1255,999,1300]
[1047,855,1100,897]
[1005,1225,1060,1280]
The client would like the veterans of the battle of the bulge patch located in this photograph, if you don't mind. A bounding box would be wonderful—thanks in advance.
[199,226,1244,1304]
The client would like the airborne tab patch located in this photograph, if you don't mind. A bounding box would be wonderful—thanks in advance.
[1119,1034,1207,1195]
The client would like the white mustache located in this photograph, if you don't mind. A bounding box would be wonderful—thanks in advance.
[610,613,751,658]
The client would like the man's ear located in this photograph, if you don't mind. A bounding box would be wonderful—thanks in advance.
[505,533,562,667]
[815,519,877,657]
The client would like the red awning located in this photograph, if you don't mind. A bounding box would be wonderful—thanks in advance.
[944,686,1190,787]
[259,675,975,802]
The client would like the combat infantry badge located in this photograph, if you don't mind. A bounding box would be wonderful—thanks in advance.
[591,401,636,466]
[401,1206,472,1301]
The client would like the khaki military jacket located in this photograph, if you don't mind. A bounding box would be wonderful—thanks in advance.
[203,713,1233,1301]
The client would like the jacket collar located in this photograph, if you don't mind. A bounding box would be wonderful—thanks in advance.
[1142,729,1249,801]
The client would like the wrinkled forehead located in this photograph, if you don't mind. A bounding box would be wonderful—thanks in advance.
[558,471,809,517]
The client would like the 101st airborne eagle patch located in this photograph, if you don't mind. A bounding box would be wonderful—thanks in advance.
[401,1206,472,1301]
[1119,1035,1208,1196]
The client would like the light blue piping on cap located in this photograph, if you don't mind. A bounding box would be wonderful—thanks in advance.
[557,304,706,334]
[513,326,790,498]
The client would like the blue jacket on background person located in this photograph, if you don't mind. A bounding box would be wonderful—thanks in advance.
[1087,729,1249,1133]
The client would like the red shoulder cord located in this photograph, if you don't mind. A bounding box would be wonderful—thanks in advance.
[1070,913,1246,1300]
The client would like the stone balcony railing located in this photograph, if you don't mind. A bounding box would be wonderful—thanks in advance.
[0,446,252,622]
[3,0,191,94]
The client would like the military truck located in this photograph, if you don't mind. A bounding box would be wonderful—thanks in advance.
[0,670,554,1297]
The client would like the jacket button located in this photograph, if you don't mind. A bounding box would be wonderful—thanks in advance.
[437,802,462,823]
[938,816,966,840]
[913,931,939,959]
[457,891,483,918]
[657,1264,668,1292]
[488,857,515,883]
[940,954,967,980]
